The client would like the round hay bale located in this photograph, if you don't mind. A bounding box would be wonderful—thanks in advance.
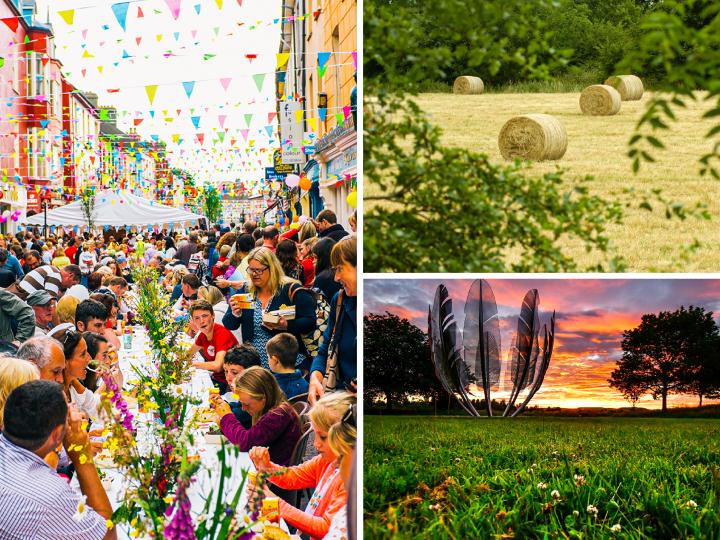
[453,76,484,95]
[498,114,568,161]
[603,75,644,101]
[579,84,621,116]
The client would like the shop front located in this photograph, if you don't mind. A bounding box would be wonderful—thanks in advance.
[315,119,357,227]
[0,185,27,236]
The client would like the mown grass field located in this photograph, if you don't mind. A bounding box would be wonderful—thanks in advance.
[366,92,720,271]
[364,416,720,539]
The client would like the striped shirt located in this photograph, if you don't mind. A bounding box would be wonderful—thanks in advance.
[0,435,107,540]
[16,265,63,300]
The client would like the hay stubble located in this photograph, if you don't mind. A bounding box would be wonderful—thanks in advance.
[408,92,719,271]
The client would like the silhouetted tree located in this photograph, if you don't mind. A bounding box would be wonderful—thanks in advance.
[364,312,431,411]
[610,306,718,411]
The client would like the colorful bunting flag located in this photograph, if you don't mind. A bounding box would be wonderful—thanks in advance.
[182,81,195,98]
[145,85,158,105]
[58,10,75,25]
[317,52,331,77]
[276,53,290,69]
[111,2,130,31]
[252,73,266,92]
[165,0,181,20]
[220,78,232,91]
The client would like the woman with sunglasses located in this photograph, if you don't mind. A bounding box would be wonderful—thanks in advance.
[56,329,99,420]
[222,247,316,369]
[248,392,355,540]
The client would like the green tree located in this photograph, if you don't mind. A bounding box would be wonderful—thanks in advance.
[364,312,432,411]
[202,185,222,224]
[609,306,718,411]
[364,0,627,272]
[623,1,720,178]
[79,186,96,229]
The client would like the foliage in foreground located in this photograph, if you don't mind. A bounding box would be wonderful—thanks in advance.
[364,416,720,539]
[364,96,624,272]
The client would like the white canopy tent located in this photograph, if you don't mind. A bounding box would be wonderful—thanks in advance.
[23,190,206,229]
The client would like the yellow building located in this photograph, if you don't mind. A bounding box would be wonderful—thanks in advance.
[276,0,357,227]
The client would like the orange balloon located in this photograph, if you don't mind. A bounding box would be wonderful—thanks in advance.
[299,177,312,190]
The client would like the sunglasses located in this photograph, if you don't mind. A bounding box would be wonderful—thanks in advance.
[342,404,356,428]
[246,266,268,276]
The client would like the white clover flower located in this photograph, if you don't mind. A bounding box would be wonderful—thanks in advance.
[573,510,579,517]
[532,463,537,468]
[429,503,441,511]
[73,496,88,522]
[611,524,622,533]
[686,500,698,509]
[587,504,599,516]
[551,489,561,500]
[552,451,559,457]
[537,482,547,490]
[574,474,586,486]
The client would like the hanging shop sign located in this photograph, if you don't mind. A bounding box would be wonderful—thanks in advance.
[279,100,305,165]
[327,145,357,178]
[273,149,295,175]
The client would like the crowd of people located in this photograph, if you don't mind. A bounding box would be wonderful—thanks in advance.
[0,208,357,540]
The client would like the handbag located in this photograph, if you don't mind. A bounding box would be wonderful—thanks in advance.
[288,283,331,359]
[322,291,344,392]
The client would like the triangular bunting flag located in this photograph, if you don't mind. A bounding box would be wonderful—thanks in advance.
[318,52,331,70]
[182,81,195,98]
[194,4,201,14]
[196,133,205,145]
[351,51,357,69]
[165,0,181,19]
[294,109,303,123]
[133,118,143,126]
[58,10,75,25]
[244,114,252,127]
[1,18,18,33]
[137,6,144,17]
[268,112,277,124]
[191,116,200,129]
[239,129,249,141]
[252,73,265,92]
[276,53,290,69]
[308,117,317,131]
[318,108,327,122]
[218,115,227,128]
[220,78,232,91]
[145,85,158,105]
[215,0,223,8]
[111,2,130,31]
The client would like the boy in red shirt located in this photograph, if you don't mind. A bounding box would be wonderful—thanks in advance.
[189,299,238,393]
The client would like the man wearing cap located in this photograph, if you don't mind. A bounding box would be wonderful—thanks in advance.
[26,290,57,337]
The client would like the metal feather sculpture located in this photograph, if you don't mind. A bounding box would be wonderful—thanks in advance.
[429,285,478,416]
[463,279,501,416]
[512,311,556,417]
[503,289,541,416]
[429,282,556,418]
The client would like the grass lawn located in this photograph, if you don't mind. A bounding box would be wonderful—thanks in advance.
[365,92,720,271]
[364,416,720,538]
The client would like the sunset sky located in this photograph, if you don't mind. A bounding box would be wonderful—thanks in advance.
[364,278,720,409]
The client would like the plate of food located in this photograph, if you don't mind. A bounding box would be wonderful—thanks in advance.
[262,306,296,324]
[195,407,217,423]
[205,425,224,445]
[94,450,119,469]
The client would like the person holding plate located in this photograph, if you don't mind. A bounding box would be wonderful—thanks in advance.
[222,247,316,369]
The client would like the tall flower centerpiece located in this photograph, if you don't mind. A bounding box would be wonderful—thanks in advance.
[97,266,266,539]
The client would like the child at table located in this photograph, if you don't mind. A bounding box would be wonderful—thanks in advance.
[188,300,238,394]
[211,366,301,466]
[266,333,309,399]
[247,392,355,540]
[222,344,261,428]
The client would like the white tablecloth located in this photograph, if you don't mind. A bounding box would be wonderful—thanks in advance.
[79,326,257,538]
